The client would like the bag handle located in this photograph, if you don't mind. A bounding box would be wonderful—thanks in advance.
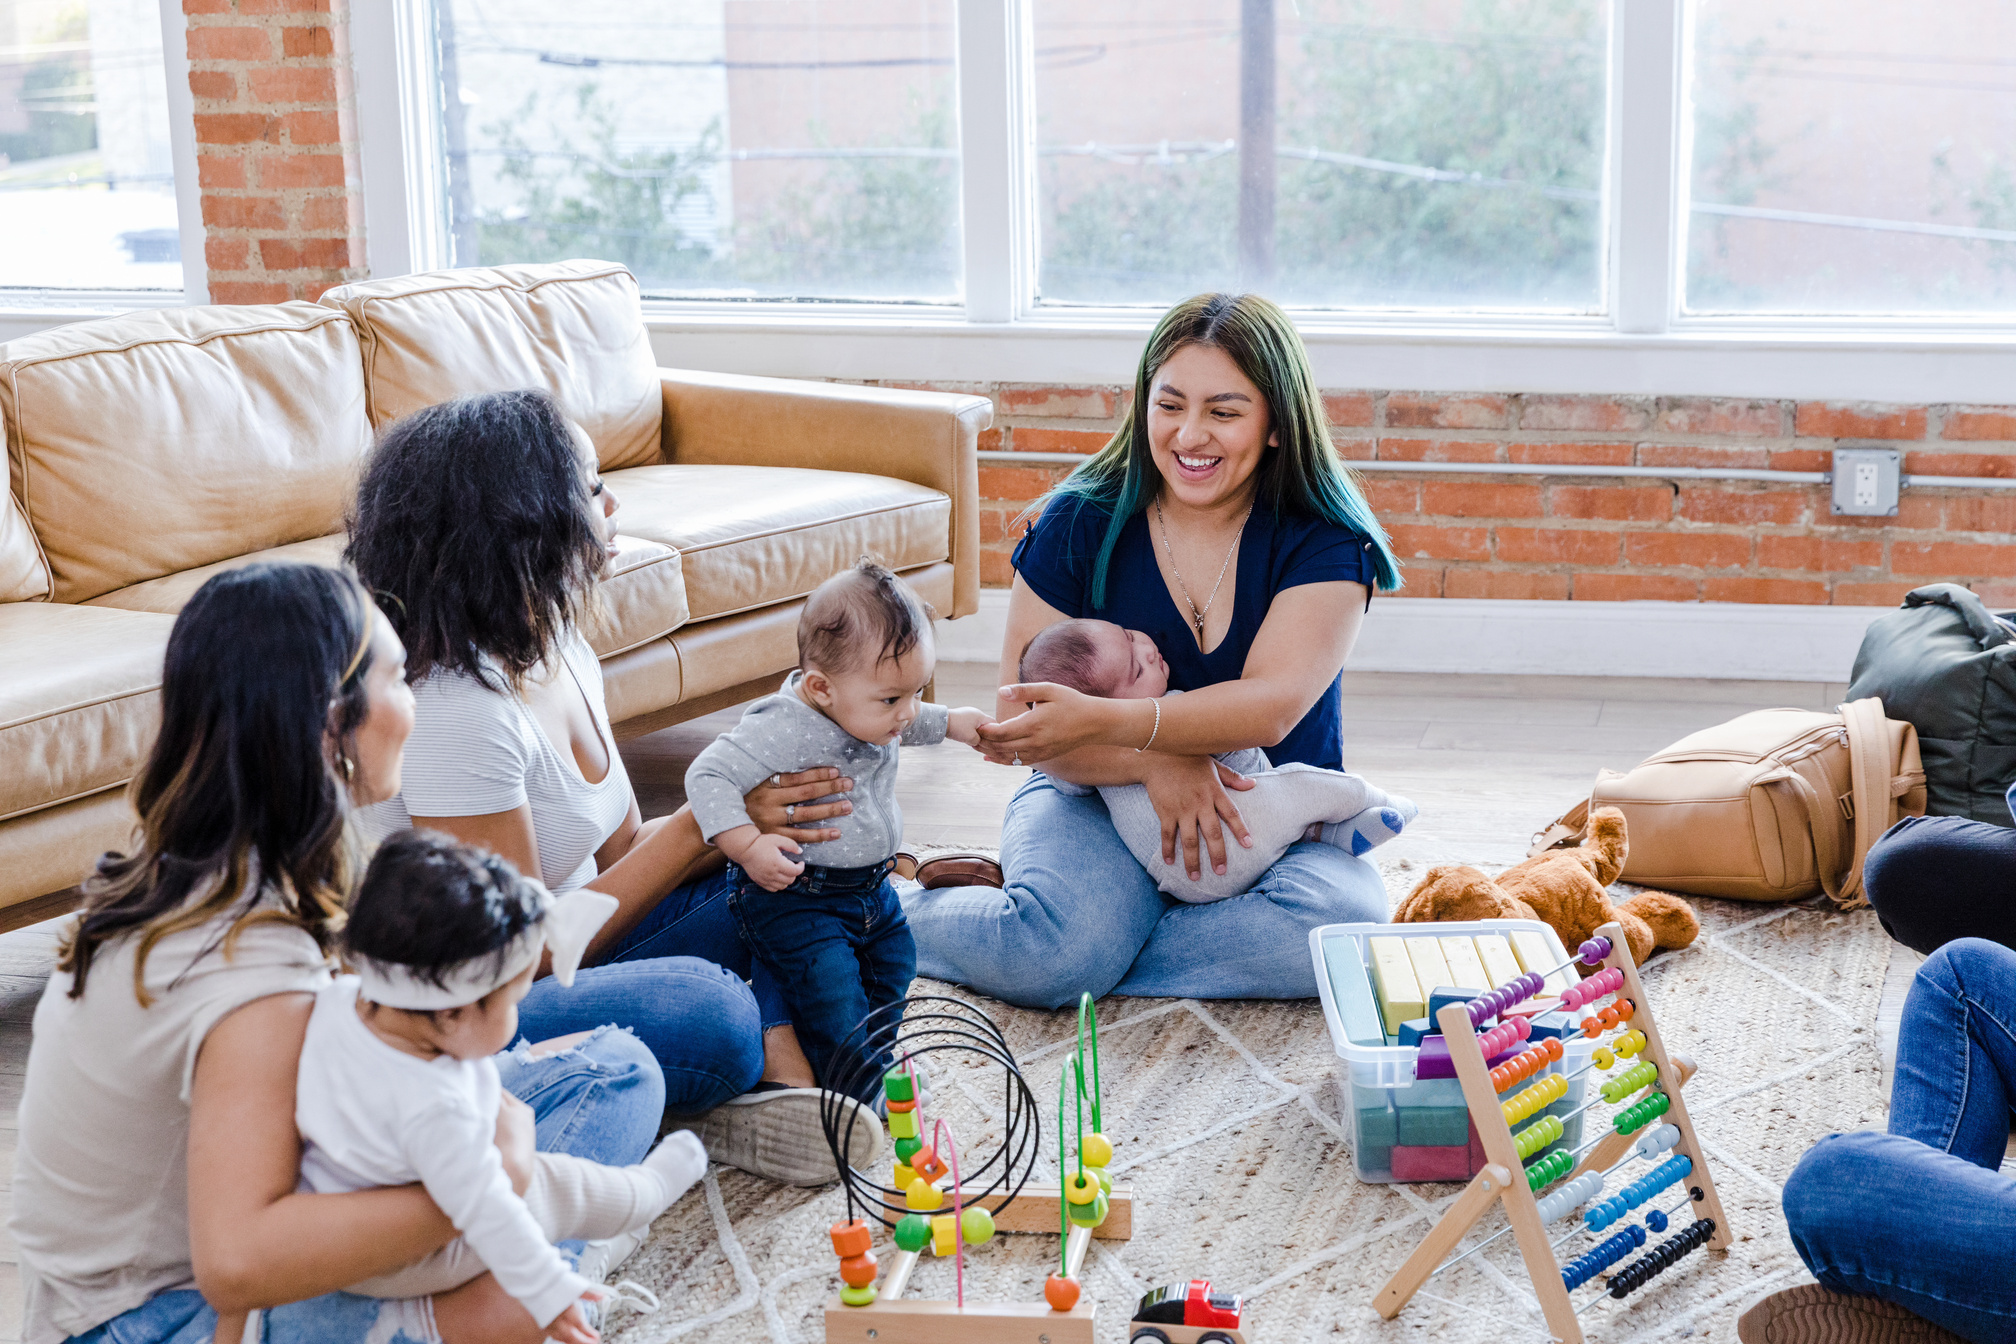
[1529,797,1591,857]
[1836,697,1898,909]
[1773,768,1847,905]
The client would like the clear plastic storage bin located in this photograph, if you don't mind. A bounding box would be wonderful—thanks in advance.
[1309,919,1596,1184]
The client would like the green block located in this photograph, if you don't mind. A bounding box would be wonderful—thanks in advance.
[1356,1143,1393,1176]
[883,1069,915,1103]
[1356,1102,1398,1148]
[1395,1105,1471,1147]
[1323,935,1388,1048]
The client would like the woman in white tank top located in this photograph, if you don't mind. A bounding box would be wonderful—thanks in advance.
[349,390,876,1187]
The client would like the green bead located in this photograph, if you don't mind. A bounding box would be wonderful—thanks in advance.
[894,1136,923,1163]
[840,1285,878,1307]
[893,1213,932,1252]
[883,1069,915,1103]
[1066,1192,1109,1227]
[1093,1167,1113,1195]
[960,1207,996,1245]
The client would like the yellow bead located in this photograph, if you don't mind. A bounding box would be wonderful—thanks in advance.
[1501,1102,1519,1124]
[931,1214,957,1257]
[1064,1171,1100,1205]
[905,1178,943,1211]
[1079,1133,1114,1168]
[887,1109,918,1139]
[893,1163,915,1189]
[961,1207,995,1245]
[1594,1047,1614,1069]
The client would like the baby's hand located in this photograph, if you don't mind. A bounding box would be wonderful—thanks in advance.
[547,1297,602,1344]
[740,831,806,891]
[946,706,994,748]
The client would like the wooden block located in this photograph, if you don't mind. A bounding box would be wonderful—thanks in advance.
[1473,934,1521,988]
[1510,929,1574,996]
[1321,935,1387,1048]
[1403,937,1452,1006]
[1368,936,1424,1036]
[975,1184,1133,1240]
[1438,936,1491,992]
[825,1297,1095,1344]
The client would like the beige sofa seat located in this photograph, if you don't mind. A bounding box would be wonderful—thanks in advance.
[0,604,172,823]
[85,531,690,659]
[605,465,950,622]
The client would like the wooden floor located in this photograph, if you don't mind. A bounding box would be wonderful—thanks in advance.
[0,666,1952,1334]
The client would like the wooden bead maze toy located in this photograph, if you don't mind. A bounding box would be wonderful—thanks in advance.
[819,994,1132,1344]
[1372,920,1730,1341]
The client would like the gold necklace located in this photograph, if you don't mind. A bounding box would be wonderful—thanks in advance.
[1154,498,1253,647]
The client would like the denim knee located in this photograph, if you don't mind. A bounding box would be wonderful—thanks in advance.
[1919,937,2010,1002]
[1782,1131,1881,1273]
[576,1024,668,1112]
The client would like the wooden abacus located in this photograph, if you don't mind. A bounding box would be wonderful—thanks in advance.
[1372,920,1729,1342]
[820,995,1131,1344]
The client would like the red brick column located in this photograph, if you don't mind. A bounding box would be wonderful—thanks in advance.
[183,0,364,303]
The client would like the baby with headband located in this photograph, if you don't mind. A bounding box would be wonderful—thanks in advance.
[283,831,706,1343]
[1018,618,1417,902]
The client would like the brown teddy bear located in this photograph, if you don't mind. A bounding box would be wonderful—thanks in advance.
[1391,807,1699,967]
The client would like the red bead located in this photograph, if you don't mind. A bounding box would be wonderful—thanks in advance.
[840,1252,879,1288]
[911,1146,949,1184]
[830,1219,872,1259]
[1045,1275,1081,1311]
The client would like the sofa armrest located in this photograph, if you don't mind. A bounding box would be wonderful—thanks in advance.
[658,369,991,619]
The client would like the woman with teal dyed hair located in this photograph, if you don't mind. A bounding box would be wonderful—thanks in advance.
[904,293,1403,1008]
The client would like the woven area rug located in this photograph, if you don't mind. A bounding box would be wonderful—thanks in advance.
[610,862,1893,1344]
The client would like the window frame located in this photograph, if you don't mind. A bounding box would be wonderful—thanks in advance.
[0,0,207,333]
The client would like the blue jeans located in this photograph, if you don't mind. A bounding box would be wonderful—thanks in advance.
[66,1027,665,1344]
[1864,815,2016,956]
[902,771,1390,1009]
[727,861,915,1104]
[517,869,777,1114]
[1782,939,2016,1342]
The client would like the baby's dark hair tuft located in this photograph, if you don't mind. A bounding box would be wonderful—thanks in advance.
[1018,619,1117,697]
[343,830,546,991]
[798,557,936,673]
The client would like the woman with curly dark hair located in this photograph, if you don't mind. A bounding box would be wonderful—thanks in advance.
[12,562,667,1344]
[348,389,875,1186]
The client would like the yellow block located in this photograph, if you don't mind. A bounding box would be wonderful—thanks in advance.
[1404,937,1453,1001]
[888,1109,917,1139]
[1438,936,1491,992]
[1368,936,1424,1036]
[1510,929,1575,997]
[1474,934,1522,988]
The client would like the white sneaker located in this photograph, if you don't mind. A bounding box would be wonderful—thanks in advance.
[668,1089,882,1187]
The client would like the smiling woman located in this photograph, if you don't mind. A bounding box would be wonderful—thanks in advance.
[902,292,1405,1009]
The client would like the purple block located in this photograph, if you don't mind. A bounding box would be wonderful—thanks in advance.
[1391,1143,1472,1181]
[1414,1036,1520,1080]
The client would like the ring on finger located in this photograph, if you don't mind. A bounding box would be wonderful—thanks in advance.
[1012,753,1022,766]
[769,774,781,787]
[785,803,796,821]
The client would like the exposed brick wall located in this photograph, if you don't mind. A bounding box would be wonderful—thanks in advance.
[864,384,2016,606]
[184,0,365,303]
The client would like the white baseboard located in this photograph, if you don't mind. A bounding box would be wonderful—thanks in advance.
[936,590,1886,682]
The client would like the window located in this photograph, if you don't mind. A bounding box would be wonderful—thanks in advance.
[0,0,182,292]
[1031,0,1611,311]
[1684,0,2016,316]
[431,0,961,303]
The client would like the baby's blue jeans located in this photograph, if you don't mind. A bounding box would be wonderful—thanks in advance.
[901,770,1390,1009]
[1782,938,2016,1341]
[63,1026,664,1344]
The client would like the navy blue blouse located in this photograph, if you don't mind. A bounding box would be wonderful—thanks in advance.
[1010,496,1377,769]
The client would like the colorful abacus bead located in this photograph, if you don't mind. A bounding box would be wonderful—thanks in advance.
[1500,1073,1567,1125]
[1632,1123,1681,1161]
[1525,1148,1574,1191]
[1606,1219,1715,1298]
[1599,1060,1660,1103]
[910,1146,950,1184]
[1592,1046,1615,1070]
[1561,1225,1646,1290]
[1616,1029,1647,1058]
[1644,1208,1669,1233]
[1535,1171,1604,1222]
[893,1213,932,1253]
[1513,1114,1564,1159]
[1045,1275,1082,1311]
[1612,1090,1671,1134]
[1578,936,1612,965]
[1079,1132,1114,1168]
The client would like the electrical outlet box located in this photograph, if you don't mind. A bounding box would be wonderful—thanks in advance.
[1831,446,1901,516]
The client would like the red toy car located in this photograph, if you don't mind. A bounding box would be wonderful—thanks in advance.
[1128,1279,1247,1344]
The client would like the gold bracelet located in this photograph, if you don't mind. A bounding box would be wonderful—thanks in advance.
[1137,696,1161,753]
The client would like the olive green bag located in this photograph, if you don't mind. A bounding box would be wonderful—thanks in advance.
[1848,584,2016,827]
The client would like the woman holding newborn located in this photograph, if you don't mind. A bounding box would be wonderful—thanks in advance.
[904,292,1403,1008]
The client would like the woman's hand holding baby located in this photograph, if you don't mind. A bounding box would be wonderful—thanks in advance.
[714,825,806,891]
[548,1294,604,1344]
[1145,755,1257,882]
[746,767,853,845]
[974,682,1124,765]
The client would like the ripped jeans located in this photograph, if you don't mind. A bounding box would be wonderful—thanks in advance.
[63,1026,665,1344]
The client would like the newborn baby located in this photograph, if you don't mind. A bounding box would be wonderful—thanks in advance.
[1019,618,1418,903]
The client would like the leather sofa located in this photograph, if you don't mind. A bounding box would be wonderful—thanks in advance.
[0,259,989,928]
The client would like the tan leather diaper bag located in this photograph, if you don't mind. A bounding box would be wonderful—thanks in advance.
[1531,698,1927,908]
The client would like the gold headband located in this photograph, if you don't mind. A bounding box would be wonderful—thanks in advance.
[339,612,372,688]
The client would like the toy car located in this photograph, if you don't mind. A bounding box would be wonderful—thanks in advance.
[1127,1278,1247,1344]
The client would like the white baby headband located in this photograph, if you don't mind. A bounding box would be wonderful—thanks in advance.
[352,885,618,1012]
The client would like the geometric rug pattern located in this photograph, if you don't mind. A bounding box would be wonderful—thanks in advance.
[610,887,1892,1344]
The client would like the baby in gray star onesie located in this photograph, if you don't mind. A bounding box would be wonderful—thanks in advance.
[1019,619,1417,903]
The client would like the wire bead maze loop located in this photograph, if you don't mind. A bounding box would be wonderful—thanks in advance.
[818,995,1041,1232]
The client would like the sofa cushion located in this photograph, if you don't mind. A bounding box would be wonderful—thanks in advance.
[1,488,49,602]
[602,465,950,622]
[0,303,371,604]
[84,531,689,660]
[318,261,661,471]
[0,604,173,822]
